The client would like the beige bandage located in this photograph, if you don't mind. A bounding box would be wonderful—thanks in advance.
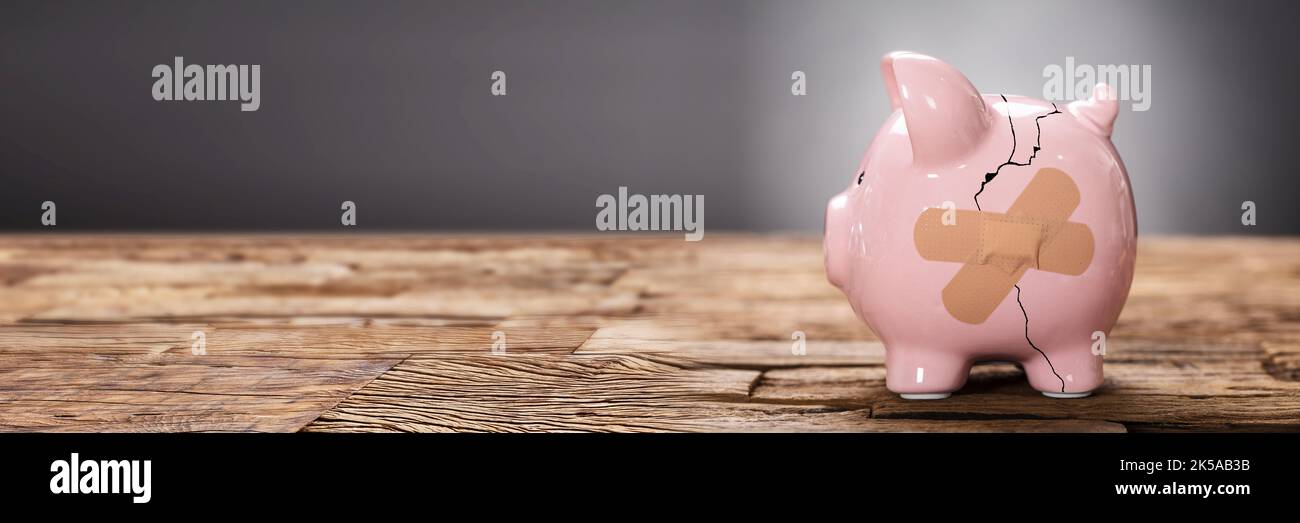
[913,168,1094,324]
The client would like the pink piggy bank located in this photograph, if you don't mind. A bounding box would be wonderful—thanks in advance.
[824,52,1136,399]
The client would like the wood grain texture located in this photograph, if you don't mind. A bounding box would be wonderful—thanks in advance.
[0,234,1296,432]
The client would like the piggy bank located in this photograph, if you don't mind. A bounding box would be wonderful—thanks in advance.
[824,52,1136,399]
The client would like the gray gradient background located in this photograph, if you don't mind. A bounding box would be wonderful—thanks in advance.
[1,0,1296,233]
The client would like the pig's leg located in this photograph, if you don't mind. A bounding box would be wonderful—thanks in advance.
[885,347,973,399]
[1022,346,1103,398]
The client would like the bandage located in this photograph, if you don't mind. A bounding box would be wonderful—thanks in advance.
[913,168,1094,324]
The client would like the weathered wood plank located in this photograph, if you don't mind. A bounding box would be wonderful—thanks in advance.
[0,319,595,431]
[751,342,1300,431]
[303,353,1124,433]
[590,299,875,342]
[17,288,639,322]
[568,312,881,367]
[1114,237,1300,345]
[1263,341,1300,381]
[0,234,1296,432]
[892,366,1300,431]
[576,334,881,368]
[0,323,596,359]
[1,234,645,322]
[0,356,400,432]
[307,354,761,432]
[751,364,1028,406]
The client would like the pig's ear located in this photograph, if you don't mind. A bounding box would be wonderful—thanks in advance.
[882,52,991,166]
[1068,83,1119,137]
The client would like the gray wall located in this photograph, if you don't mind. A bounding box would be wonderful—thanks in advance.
[1,0,1296,233]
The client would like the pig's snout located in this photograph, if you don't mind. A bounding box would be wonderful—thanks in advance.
[824,192,853,289]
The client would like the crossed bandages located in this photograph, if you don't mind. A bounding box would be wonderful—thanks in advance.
[913,168,1095,324]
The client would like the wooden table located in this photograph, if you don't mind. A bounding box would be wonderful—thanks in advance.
[0,234,1296,432]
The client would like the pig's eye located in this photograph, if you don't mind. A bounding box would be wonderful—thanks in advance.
[856,171,864,185]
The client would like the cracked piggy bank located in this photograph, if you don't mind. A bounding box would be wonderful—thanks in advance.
[824,52,1136,399]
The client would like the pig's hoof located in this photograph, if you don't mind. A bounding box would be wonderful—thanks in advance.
[899,392,951,400]
[1042,391,1092,399]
